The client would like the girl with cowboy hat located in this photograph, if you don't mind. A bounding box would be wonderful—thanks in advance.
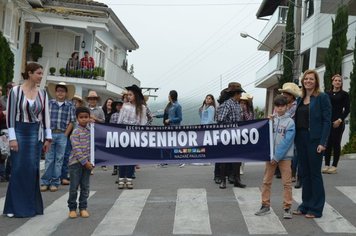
[116,84,147,189]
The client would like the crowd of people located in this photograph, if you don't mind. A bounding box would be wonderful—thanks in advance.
[0,62,350,221]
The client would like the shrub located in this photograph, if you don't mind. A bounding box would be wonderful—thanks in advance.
[83,69,91,78]
[342,134,356,154]
[49,67,56,75]
[68,69,75,77]
[59,68,66,76]
[29,43,43,61]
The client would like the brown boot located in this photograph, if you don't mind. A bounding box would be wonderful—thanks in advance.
[68,211,77,219]
[80,209,90,218]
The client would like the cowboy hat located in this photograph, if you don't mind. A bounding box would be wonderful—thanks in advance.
[85,90,101,101]
[47,82,75,100]
[240,93,253,101]
[278,82,301,98]
[225,82,246,93]
[125,84,144,100]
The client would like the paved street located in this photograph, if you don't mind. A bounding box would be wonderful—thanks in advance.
[1,158,356,236]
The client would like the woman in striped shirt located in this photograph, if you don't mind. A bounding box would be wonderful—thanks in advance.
[3,63,52,218]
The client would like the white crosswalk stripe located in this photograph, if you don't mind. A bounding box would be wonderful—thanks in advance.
[233,187,288,235]
[2,187,356,235]
[293,189,356,233]
[92,189,151,236]
[336,186,356,204]
[8,191,96,236]
[173,188,212,235]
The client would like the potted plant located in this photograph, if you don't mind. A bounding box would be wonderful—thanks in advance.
[59,68,66,76]
[29,43,43,62]
[83,69,91,78]
[92,70,99,80]
[49,67,56,75]
[68,69,75,77]
[75,70,82,78]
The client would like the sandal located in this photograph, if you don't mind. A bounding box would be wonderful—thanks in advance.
[305,214,316,218]
[292,210,304,215]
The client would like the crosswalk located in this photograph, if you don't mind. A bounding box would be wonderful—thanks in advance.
[1,186,356,235]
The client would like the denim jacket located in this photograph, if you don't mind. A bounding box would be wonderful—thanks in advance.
[157,102,182,125]
[296,92,331,147]
[273,114,295,162]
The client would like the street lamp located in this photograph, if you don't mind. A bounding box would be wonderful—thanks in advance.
[240,32,294,65]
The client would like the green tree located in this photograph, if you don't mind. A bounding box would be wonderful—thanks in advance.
[342,37,356,154]
[323,5,348,91]
[279,1,295,88]
[0,32,14,89]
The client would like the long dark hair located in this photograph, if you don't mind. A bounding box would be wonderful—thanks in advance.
[164,90,178,113]
[22,63,43,80]
[128,89,145,117]
[201,94,216,109]
[102,98,115,114]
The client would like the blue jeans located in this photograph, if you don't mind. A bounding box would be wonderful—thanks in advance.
[41,133,67,187]
[118,165,135,178]
[67,163,91,211]
[295,129,325,217]
[61,138,72,180]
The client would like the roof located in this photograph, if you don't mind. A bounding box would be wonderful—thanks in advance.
[256,0,284,18]
[43,0,107,7]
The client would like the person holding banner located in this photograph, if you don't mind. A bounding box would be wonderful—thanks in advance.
[255,95,295,219]
[116,84,147,189]
[216,82,246,189]
[293,69,331,219]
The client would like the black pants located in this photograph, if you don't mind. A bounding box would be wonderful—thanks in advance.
[324,124,345,167]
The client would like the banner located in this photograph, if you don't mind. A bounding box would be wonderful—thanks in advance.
[93,119,272,166]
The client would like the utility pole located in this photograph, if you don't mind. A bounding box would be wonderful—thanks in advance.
[293,0,302,84]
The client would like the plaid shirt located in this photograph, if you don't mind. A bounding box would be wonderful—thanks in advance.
[216,98,242,124]
[69,125,90,166]
[49,99,76,131]
[80,56,95,69]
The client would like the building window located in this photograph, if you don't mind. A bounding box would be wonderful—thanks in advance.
[74,35,81,51]
[94,39,107,68]
[304,0,314,20]
[34,32,40,44]
[3,7,12,38]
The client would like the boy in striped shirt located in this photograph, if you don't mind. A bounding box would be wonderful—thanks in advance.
[67,107,93,219]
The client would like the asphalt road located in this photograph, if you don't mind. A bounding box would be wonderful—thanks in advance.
[1,157,356,236]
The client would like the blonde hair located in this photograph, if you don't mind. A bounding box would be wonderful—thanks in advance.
[331,74,343,91]
[301,69,321,98]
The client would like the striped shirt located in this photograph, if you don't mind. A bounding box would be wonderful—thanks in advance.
[49,99,75,131]
[6,85,51,141]
[69,125,90,166]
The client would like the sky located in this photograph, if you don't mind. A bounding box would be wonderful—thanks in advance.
[99,0,269,121]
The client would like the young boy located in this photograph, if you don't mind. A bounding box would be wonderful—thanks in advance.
[255,95,296,219]
[67,107,93,219]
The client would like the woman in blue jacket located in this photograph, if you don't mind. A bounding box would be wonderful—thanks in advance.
[159,90,182,126]
[293,69,331,218]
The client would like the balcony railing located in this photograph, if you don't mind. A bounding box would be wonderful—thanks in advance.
[256,53,283,85]
[258,6,288,43]
[104,58,140,87]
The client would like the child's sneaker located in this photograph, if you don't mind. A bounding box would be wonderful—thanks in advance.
[255,205,271,216]
[126,178,133,189]
[283,208,292,219]
[80,209,90,218]
[118,178,125,189]
[68,210,77,219]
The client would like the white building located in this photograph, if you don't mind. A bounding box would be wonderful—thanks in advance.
[255,0,356,146]
[0,0,140,100]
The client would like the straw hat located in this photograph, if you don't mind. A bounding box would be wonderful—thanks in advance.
[47,82,75,100]
[278,82,301,98]
[85,90,100,101]
[240,93,253,101]
[225,82,246,93]
[72,94,83,102]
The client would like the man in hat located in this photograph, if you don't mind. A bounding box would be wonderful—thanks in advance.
[86,90,105,123]
[41,82,76,192]
[216,82,246,189]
